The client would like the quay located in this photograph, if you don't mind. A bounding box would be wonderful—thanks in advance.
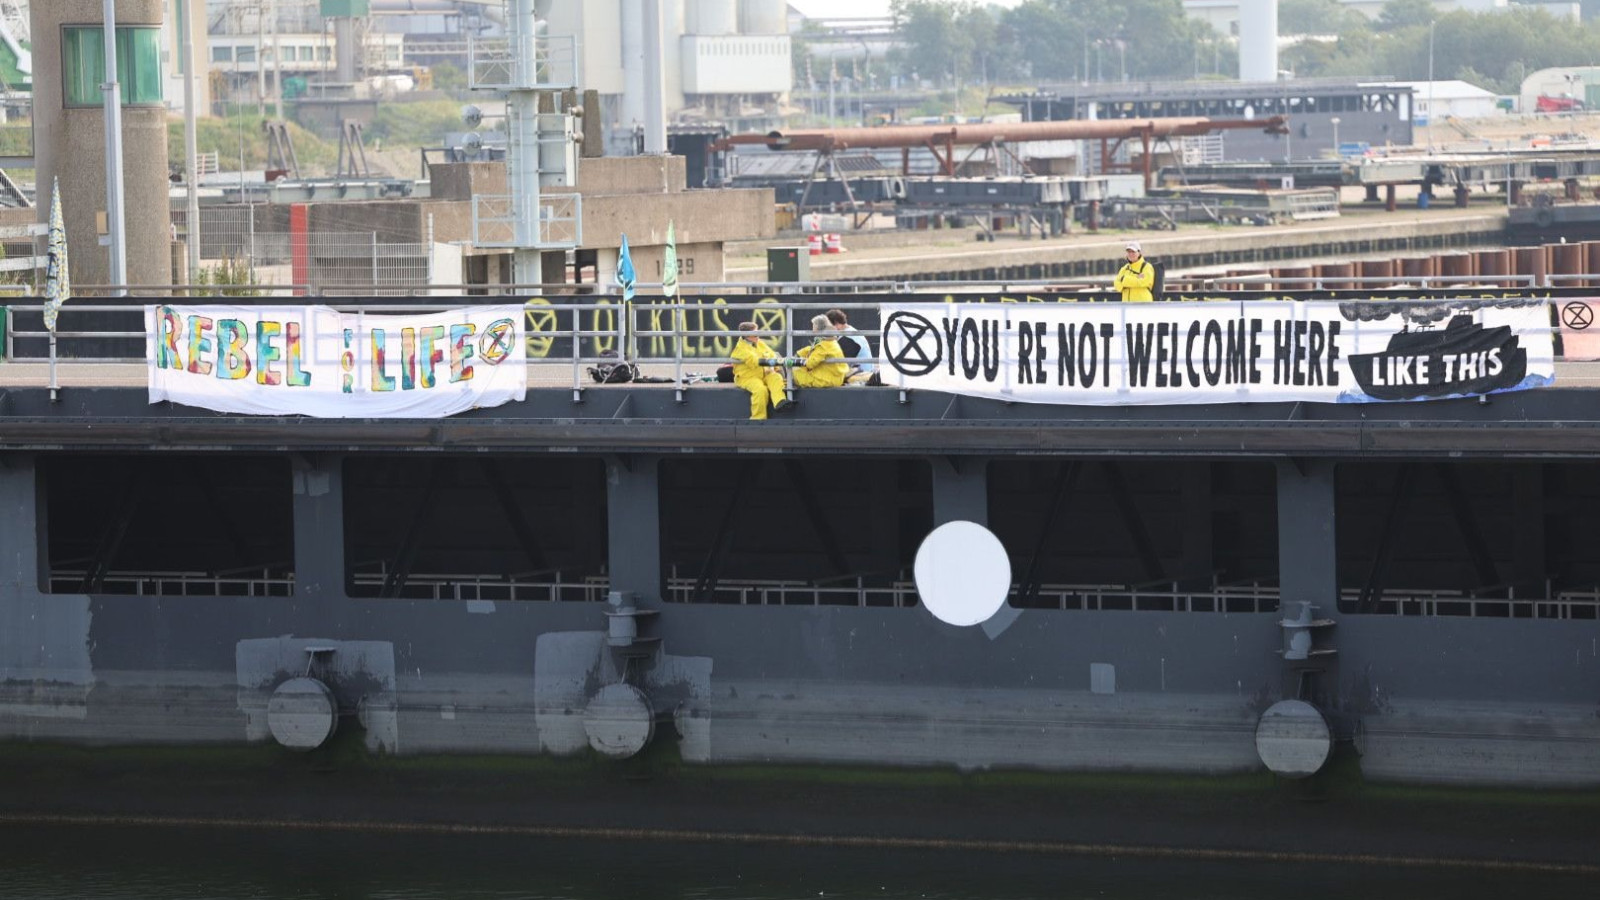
[727,203,1510,283]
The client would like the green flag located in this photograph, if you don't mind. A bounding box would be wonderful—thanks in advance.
[661,220,678,299]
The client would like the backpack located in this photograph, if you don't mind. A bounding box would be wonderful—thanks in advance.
[1149,258,1166,301]
[587,350,638,384]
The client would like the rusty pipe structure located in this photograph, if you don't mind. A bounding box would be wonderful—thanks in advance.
[715,116,1291,189]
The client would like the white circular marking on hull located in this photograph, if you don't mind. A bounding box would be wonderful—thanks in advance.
[267,677,338,751]
[914,520,1012,627]
[583,683,655,759]
[1255,699,1332,778]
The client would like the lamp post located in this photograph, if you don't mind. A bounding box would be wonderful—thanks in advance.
[1330,116,1341,157]
[101,0,127,295]
[1426,20,1435,151]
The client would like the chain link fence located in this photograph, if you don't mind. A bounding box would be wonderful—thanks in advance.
[172,207,434,294]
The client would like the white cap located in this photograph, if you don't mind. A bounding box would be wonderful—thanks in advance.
[1125,241,1142,253]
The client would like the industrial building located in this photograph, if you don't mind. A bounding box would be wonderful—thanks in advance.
[541,0,792,156]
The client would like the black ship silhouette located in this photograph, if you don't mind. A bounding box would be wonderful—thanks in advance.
[1347,313,1527,401]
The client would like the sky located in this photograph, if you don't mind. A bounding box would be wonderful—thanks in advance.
[789,0,1027,19]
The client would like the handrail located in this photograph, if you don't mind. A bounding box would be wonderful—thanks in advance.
[0,296,1580,376]
[43,568,1600,618]
[8,271,1566,297]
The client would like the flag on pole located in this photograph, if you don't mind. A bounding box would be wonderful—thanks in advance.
[42,177,71,334]
[617,233,637,302]
[662,220,679,299]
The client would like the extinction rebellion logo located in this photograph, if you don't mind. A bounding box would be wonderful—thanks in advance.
[884,310,941,376]
[479,318,517,365]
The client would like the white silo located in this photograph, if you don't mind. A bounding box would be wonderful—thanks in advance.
[739,0,788,34]
[688,0,738,34]
[1238,0,1279,83]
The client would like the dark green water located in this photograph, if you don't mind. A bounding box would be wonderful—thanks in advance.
[0,822,1589,900]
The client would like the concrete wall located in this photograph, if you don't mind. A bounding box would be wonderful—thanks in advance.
[576,155,688,195]
[32,0,172,289]
[428,162,506,202]
[428,157,775,256]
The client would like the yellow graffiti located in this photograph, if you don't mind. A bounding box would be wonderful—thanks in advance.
[519,297,623,359]
[748,298,786,340]
[637,296,767,358]
[523,298,557,358]
[589,299,616,355]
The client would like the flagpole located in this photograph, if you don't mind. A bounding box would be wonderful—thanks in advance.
[180,0,201,282]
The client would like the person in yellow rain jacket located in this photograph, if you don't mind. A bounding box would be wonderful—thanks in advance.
[731,321,793,420]
[792,314,849,388]
[1113,240,1155,302]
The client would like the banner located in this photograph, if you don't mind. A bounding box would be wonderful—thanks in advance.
[879,299,1555,405]
[147,305,526,417]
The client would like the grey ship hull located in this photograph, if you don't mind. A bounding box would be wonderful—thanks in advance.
[2,383,1598,788]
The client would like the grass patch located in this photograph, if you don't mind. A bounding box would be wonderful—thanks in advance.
[0,124,31,156]
[367,99,480,149]
[170,113,338,175]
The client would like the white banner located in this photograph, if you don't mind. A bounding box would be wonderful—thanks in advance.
[147,305,527,417]
[879,299,1556,405]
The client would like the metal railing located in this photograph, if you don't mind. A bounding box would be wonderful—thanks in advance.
[0,293,1588,390]
[41,565,1597,619]
[347,568,609,603]
[468,33,577,91]
[50,569,293,598]
[471,193,582,249]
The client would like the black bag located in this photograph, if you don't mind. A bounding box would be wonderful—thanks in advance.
[587,351,638,384]
[1149,258,1166,301]
[715,364,735,383]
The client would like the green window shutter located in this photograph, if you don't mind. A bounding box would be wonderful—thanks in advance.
[62,26,163,108]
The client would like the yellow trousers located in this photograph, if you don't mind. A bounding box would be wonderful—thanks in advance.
[735,370,788,420]
[793,366,846,388]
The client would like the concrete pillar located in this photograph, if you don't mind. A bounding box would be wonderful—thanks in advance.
[607,455,662,604]
[0,455,44,599]
[292,455,346,600]
[930,457,987,526]
[1276,461,1338,610]
[0,454,93,696]
[32,0,172,289]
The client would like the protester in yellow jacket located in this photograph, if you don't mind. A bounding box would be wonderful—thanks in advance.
[1114,241,1156,302]
[792,314,850,388]
[731,322,792,420]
